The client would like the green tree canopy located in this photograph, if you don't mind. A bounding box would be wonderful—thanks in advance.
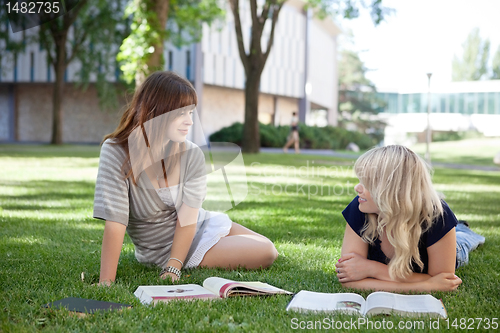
[491,45,500,80]
[338,49,385,139]
[452,27,490,81]
[117,0,224,86]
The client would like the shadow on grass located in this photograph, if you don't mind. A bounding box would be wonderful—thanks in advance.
[226,198,348,242]
[0,179,96,210]
[0,144,101,158]
[434,168,500,185]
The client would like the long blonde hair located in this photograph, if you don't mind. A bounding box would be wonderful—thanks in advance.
[354,145,443,280]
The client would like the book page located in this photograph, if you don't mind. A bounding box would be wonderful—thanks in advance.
[365,292,446,318]
[203,277,236,296]
[134,284,218,304]
[203,277,291,298]
[286,291,365,314]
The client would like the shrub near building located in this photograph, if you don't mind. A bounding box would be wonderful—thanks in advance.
[209,122,380,150]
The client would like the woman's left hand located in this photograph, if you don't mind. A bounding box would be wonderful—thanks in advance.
[335,252,371,282]
[160,272,180,283]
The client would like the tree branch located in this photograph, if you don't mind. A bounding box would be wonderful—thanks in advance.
[63,0,89,30]
[66,26,89,65]
[263,3,282,62]
[249,0,259,29]
[260,0,271,25]
[229,0,249,73]
[39,25,55,67]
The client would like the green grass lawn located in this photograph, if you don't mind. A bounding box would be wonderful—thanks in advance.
[411,138,500,167]
[0,144,499,332]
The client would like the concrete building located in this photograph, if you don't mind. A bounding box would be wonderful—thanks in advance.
[377,80,500,145]
[0,0,340,144]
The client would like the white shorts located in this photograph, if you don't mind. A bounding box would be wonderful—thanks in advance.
[184,212,232,268]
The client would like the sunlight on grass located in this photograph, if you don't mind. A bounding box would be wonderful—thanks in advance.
[411,137,500,166]
[1,144,499,332]
[6,236,49,245]
[435,183,500,193]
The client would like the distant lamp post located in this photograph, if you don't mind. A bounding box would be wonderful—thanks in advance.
[425,73,432,164]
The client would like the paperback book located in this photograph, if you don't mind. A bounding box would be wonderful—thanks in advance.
[45,297,131,316]
[286,291,447,318]
[134,277,292,304]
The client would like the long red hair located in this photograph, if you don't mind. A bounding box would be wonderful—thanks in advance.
[103,71,198,182]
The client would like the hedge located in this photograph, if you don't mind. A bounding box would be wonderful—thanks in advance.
[208,122,381,150]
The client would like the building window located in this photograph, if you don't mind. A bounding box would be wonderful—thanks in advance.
[30,52,34,82]
[186,50,191,79]
[47,57,51,81]
[168,51,173,71]
[477,92,485,114]
[439,93,447,113]
[13,54,17,82]
[401,94,409,113]
[486,92,495,114]
[457,93,465,114]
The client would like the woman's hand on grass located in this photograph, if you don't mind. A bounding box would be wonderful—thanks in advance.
[425,272,462,291]
[335,252,372,282]
[160,272,180,283]
[92,280,113,287]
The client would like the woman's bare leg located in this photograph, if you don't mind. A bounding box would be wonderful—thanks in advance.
[199,222,278,269]
[283,137,294,152]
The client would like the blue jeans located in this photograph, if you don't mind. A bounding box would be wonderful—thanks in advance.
[456,222,485,268]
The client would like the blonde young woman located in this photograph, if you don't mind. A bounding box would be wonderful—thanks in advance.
[335,145,484,292]
[94,71,278,285]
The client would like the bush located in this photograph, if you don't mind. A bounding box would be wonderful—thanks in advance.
[208,122,243,146]
[432,130,484,142]
[209,122,380,150]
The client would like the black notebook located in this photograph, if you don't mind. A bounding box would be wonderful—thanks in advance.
[45,297,131,314]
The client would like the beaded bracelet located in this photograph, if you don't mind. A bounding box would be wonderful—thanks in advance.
[160,266,181,279]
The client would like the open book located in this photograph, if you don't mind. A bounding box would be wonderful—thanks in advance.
[134,277,292,304]
[286,291,447,318]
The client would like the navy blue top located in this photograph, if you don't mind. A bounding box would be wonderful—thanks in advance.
[342,197,458,273]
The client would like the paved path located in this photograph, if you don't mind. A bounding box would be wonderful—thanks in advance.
[260,148,500,172]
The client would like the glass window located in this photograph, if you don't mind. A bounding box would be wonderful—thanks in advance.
[408,93,421,113]
[401,94,409,113]
[449,93,456,113]
[440,93,447,113]
[477,92,486,114]
[389,93,398,113]
[496,92,500,115]
[421,93,428,113]
[431,93,438,113]
[466,93,475,114]
[457,93,465,114]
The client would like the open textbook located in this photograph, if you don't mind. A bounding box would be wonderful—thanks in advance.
[286,291,447,318]
[135,277,292,304]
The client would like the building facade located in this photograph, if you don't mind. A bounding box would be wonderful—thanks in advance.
[0,0,340,144]
[377,80,500,145]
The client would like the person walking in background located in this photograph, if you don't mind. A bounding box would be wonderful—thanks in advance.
[283,112,300,154]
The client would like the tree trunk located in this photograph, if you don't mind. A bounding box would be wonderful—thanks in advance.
[242,70,262,153]
[50,33,67,145]
[147,0,169,70]
[136,0,170,86]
